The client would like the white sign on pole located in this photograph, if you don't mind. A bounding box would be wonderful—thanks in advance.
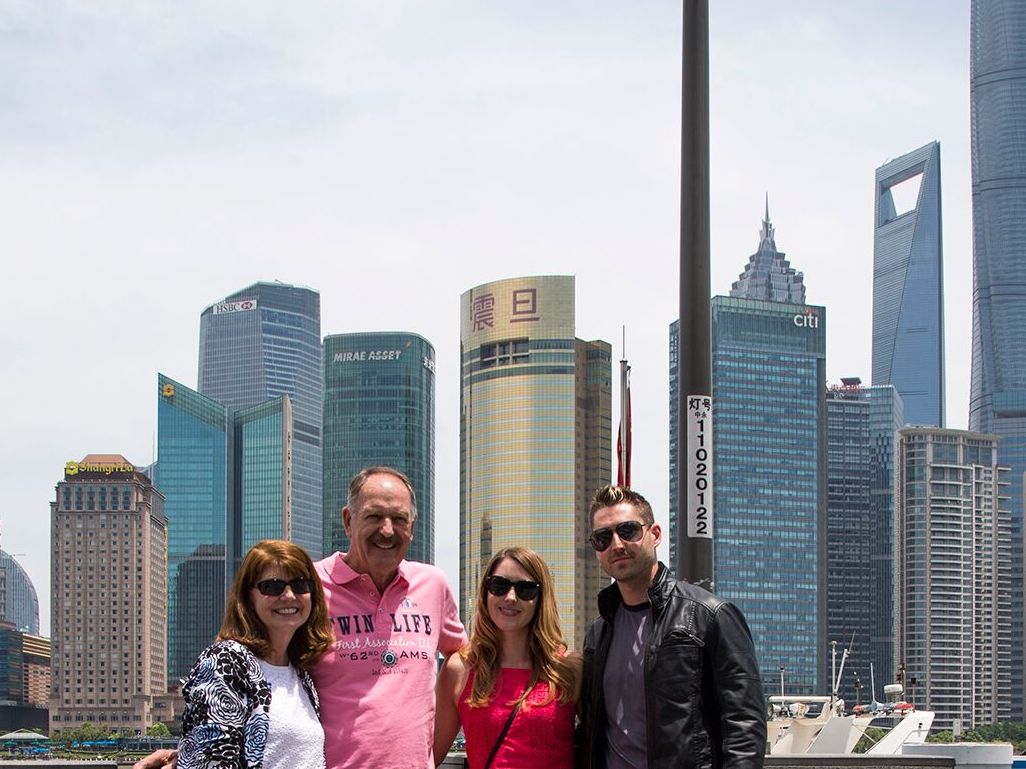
[686,394,713,539]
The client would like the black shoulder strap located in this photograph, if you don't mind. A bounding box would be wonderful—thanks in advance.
[483,682,531,769]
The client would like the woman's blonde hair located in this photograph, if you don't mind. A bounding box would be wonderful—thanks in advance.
[217,539,333,669]
[463,547,577,708]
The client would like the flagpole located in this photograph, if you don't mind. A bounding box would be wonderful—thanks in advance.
[617,327,632,487]
[618,358,631,487]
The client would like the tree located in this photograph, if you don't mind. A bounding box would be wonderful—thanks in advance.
[58,722,114,744]
[146,723,171,738]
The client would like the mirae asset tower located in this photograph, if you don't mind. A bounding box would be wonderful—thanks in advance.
[459,275,610,649]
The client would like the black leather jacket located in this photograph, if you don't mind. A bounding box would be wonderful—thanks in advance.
[579,564,766,769]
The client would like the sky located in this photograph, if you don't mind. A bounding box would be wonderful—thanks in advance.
[0,1,972,636]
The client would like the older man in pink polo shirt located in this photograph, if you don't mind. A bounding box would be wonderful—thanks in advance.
[135,466,465,769]
[313,467,465,768]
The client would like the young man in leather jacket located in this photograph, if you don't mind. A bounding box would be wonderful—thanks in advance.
[578,485,767,769]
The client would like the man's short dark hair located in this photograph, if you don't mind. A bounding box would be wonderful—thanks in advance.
[589,485,655,526]
[347,466,418,521]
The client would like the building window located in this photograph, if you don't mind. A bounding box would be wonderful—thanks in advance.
[480,339,529,368]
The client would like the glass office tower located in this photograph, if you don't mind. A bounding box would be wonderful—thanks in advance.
[460,276,611,650]
[156,374,229,684]
[710,296,826,695]
[0,550,39,634]
[198,282,323,559]
[872,141,945,428]
[157,375,291,683]
[233,397,292,574]
[671,213,824,693]
[824,380,903,702]
[969,0,1026,720]
[323,332,436,563]
[729,201,806,303]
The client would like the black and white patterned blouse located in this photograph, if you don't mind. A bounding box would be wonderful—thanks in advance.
[178,640,320,769]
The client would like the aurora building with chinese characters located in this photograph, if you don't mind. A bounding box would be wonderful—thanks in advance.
[670,208,826,694]
[460,275,611,649]
[322,332,436,563]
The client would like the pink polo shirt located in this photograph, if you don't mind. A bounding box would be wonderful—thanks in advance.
[312,554,466,769]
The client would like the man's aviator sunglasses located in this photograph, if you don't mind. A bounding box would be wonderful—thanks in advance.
[485,575,541,601]
[589,520,650,552]
[255,578,315,597]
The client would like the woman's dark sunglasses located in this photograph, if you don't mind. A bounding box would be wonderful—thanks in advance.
[255,578,315,597]
[589,521,649,552]
[485,575,541,601]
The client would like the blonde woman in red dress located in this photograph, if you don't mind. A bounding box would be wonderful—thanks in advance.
[433,547,580,769]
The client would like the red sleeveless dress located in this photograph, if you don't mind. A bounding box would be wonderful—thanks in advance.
[458,667,574,769]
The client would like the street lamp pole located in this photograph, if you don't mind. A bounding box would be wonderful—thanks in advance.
[677,0,713,587]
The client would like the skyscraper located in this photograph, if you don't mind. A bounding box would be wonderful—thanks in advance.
[0,623,51,730]
[460,276,611,649]
[894,428,1012,730]
[824,379,904,703]
[232,397,293,570]
[0,549,39,635]
[671,211,825,693]
[323,332,436,562]
[872,141,945,428]
[157,374,229,684]
[968,0,1026,721]
[198,282,323,559]
[711,296,826,695]
[50,456,174,733]
[729,199,806,303]
[157,375,292,683]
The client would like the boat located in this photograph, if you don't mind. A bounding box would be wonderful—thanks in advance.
[766,643,935,755]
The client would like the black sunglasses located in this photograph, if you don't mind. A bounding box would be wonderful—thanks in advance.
[589,521,650,552]
[255,578,315,597]
[485,575,541,601]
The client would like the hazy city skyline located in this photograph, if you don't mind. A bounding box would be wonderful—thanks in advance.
[2,2,972,635]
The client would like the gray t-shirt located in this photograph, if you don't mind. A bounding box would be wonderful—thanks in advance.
[603,601,652,769]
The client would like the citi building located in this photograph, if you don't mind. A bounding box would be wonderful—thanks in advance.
[671,211,825,693]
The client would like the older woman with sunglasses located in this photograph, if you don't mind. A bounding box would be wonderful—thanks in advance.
[176,539,334,769]
[433,547,580,769]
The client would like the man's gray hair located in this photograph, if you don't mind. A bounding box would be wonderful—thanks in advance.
[347,466,418,520]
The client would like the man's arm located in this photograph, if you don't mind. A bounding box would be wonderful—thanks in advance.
[432,653,467,766]
[710,602,767,769]
[132,748,177,769]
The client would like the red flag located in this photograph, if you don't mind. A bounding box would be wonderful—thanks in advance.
[617,360,631,487]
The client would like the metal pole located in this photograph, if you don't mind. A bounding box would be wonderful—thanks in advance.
[677,0,713,586]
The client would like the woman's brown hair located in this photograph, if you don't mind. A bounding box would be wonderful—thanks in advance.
[217,539,333,669]
[462,547,577,708]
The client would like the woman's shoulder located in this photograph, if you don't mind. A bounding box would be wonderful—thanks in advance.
[187,640,262,686]
[200,639,256,665]
[439,650,472,695]
[441,649,471,677]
